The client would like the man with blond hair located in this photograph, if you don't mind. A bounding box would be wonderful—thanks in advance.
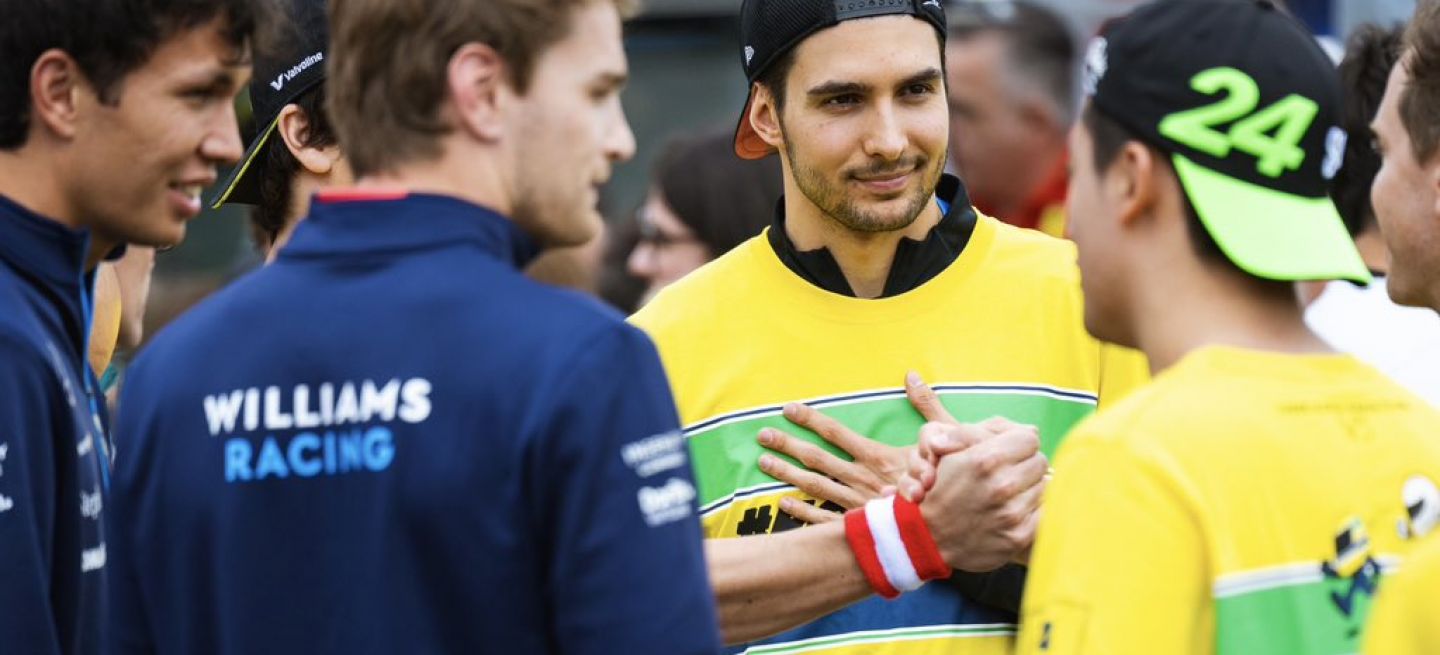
[108,1,720,652]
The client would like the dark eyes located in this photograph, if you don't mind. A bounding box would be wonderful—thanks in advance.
[822,84,935,108]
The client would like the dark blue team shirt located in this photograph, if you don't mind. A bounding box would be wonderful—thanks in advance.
[110,192,721,654]
[0,195,110,655]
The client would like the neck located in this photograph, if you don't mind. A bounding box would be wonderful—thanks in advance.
[783,192,942,299]
[1128,261,1332,375]
[357,147,511,217]
[0,147,81,231]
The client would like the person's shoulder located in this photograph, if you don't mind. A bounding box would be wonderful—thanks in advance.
[132,266,274,368]
[980,215,1080,281]
[629,234,768,333]
[0,270,68,380]
[1059,358,1213,455]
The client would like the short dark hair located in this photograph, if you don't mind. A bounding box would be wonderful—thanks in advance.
[0,0,260,149]
[948,1,1077,123]
[252,84,336,252]
[1332,23,1402,236]
[653,129,783,255]
[1401,0,1440,164]
[1081,102,1293,295]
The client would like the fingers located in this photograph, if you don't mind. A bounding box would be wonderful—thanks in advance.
[905,371,957,424]
[918,421,987,460]
[758,453,867,509]
[779,496,842,525]
[782,403,873,458]
[978,416,1026,434]
[902,448,935,503]
[960,424,1041,473]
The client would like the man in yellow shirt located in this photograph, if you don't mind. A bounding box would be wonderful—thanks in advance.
[964,2,1440,653]
[630,0,1145,652]
[1362,1,1440,652]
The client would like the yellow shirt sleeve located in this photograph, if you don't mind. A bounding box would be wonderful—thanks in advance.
[1363,534,1440,654]
[1096,343,1149,409]
[1018,429,1210,655]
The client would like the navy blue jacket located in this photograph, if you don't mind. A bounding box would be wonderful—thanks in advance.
[0,195,110,655]
[110,192,721,654]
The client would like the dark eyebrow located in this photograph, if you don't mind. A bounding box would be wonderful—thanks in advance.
[807,80,872,98]
[182,67,241,92]
[897,68,943,89]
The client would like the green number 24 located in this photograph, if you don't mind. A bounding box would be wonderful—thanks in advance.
[1157,67,1318,179]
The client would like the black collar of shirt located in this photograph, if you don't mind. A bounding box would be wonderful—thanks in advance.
[767,174,978,297]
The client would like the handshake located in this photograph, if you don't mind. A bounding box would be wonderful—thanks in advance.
[756,372,1050,574]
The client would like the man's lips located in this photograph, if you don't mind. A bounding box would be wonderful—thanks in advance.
[852,169,914,193]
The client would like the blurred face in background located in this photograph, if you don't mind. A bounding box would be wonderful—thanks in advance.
[627,189,712,303]
[946,32,1063,217]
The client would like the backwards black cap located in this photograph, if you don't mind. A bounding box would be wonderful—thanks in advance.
[208,0,329,209]
[1084,0,1367,283]
[734,0,947,159]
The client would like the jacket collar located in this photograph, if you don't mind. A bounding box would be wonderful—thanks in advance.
[766,174,978,298]
[282,191,541,269]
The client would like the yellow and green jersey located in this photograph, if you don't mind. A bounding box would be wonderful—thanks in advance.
[631,215,1147,654]
[1019,346,1440,655]
[1363,534,1440,654]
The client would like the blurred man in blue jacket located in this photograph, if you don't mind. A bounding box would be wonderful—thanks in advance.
[108,0,721,653]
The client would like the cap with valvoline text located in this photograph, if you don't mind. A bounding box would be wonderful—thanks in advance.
[207,0,328,209]
[734,0,947,160]
[1083,0,1367,283]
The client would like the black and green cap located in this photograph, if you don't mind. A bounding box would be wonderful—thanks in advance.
[1085,0,1368,283]
[206,0,328,209]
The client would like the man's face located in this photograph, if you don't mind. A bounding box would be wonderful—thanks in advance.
[774,16,948,234]
[945,33,1037,213]
[67,17,249,248]
[1371,55,1440,310]
[511,0,635,248]
[1065,112,1129,345]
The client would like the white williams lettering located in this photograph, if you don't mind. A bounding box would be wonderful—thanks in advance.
[202,378,434,436]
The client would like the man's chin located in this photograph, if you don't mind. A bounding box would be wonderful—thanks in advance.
[537,212,602,250]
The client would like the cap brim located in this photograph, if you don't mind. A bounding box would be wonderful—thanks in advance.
[1173,154,1370,284]
[205,114,282,209]
[733,90,775,160]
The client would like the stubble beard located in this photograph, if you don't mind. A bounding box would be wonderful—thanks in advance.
[784,137,943,235]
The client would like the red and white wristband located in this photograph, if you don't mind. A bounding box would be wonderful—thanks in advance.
[844,495,952,599]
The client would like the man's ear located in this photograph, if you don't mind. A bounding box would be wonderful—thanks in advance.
[29,49,87,140]
[446,42,507,143]
[1111,141,1163,229]
[276,104,340,175]
[749,84,785,151]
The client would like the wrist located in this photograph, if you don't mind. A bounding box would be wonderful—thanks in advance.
[844,495,952,599]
